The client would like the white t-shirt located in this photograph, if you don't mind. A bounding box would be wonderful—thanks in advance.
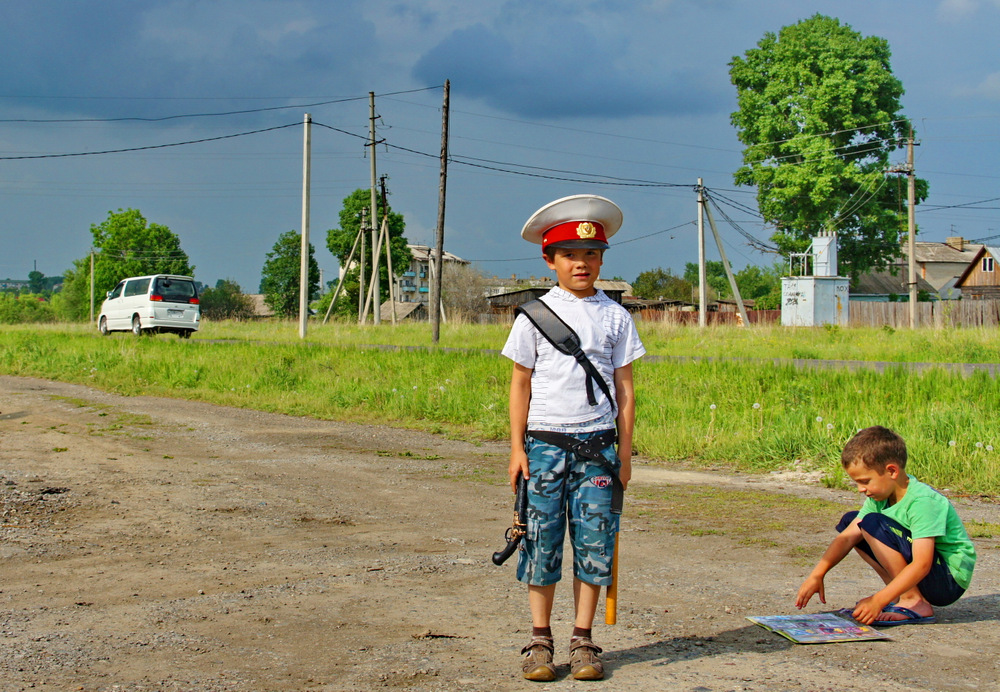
[501,287,645,432]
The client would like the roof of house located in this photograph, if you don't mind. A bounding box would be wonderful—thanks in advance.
[379,300,426,321]
[899,241,983,264]
[851,269,936,296]
[407,244,468,264]
[955,246,1000,286]
[246,294,275,318]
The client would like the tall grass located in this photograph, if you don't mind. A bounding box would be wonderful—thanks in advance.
[2,323,999,494]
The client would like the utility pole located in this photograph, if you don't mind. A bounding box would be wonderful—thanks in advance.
[369,92,381,325]
[703,197,750,327]
[696,179,707,327]
[431,79,450,343]
[358,207,367,322]
[298,113,312,339]
[89,250,95,324]
[380,175,397,324]
[907,133,917,328]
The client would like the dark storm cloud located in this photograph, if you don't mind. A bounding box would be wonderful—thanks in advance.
[411,19,725,119]
[0,1,377,119]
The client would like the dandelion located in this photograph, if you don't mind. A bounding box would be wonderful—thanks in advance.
[816,416,823,423]
[753,403,761,410]
[976,442,984,449]
[709,404,717,411]
[988,445,995,452]
[949,440,957,447]
[827,423,834,431]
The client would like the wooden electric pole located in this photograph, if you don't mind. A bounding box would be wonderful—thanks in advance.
[369,92,381,325]
[696,179,707,327]
[907,133,917,327]
[431,80,450,343]
[298,113,312,339]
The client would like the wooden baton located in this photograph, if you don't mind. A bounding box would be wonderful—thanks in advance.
[605,532,619,625]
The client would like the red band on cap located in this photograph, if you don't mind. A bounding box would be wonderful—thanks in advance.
[541,221,607,249]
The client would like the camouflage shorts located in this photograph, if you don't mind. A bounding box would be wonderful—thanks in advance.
[516,430,620,587]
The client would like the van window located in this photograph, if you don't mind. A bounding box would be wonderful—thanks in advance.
[124,278,151,298]
[108,282,125,300]
[154,277,197,303]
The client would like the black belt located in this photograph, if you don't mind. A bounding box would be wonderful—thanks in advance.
[526,429,623,515]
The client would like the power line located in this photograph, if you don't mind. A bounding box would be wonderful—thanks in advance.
[0,86,442,124]
[0,122,300,160]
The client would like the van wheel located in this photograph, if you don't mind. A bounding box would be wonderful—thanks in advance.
[99,317,110,336]
[132,316,143,336]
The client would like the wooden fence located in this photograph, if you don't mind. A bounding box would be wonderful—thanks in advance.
[485,301,1000,328]
[848,300,1000,328]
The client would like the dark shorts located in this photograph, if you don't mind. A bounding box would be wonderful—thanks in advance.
[516,431,620,587]
[838,511,965,607]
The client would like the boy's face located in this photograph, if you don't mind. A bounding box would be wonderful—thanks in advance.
[844,460,903,502]
[544,246,603,298]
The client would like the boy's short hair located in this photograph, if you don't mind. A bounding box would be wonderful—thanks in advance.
[542,244,606,261]
[841,426,907,472]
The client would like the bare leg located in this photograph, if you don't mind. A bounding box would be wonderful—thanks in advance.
[573,578,602,629]
[528,584,557,628]
[859,527,934,622]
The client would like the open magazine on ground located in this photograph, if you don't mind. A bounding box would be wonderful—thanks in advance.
[747,613,892,644]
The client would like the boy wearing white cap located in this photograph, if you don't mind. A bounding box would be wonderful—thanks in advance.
[501,194,645,681]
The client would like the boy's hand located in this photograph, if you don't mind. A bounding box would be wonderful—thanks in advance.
[851,595,891,625]
[509,450,529,491]
[617,452,632,491]
[795,575,825,609]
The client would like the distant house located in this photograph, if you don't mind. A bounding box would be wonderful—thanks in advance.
[395,244,469,305]
[487,280,630,316]
[378,300,428,322]
[954,246,1000,300]
[897,237,982,298]
[245,294,276,318]
[850,269,937,302]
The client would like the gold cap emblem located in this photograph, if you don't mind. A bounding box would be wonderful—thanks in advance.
[576,222,597,239]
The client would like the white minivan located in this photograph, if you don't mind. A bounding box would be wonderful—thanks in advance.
[98,274,200,338]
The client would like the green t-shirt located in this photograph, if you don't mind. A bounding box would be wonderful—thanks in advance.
[857,476,976,590]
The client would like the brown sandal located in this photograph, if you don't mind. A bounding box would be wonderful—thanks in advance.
[521,636,556,682]
[569,636,604,680]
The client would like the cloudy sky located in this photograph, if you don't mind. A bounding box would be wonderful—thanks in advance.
[2,0,999,292]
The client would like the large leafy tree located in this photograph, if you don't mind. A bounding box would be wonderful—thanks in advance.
[325,188,412,317]
[729,14,927,278]
[631,267,694,302]
[683,261,731,299]
[199,279,255,321]
[58,208,194,320]
[259,230,320,318]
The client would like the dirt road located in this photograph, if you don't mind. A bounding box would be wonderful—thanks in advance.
[1,375,998,691]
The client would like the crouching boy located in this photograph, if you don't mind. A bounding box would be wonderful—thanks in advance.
[503,194,645,680]
[796,425,976,626]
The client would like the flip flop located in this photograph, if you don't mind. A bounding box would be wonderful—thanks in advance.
[872,605,936,627]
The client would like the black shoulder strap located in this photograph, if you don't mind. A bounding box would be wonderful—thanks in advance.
[515,299,614,408]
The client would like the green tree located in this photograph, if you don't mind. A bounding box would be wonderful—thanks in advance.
[260,231,320,318]
[683,261,730,299]
[734,263,784,310]
[59,209,194,320]
[200,279,255,321]
[325,189,412,318]
[729,14,928,279]
[631,267,694,302]
[28,270,45,294]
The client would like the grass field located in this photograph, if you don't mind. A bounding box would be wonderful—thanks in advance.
[2,320,999,495]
